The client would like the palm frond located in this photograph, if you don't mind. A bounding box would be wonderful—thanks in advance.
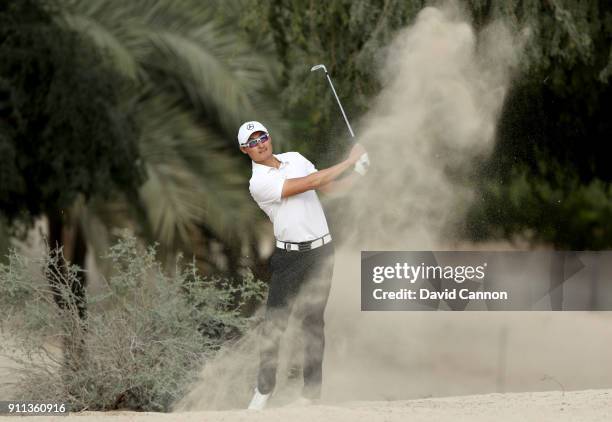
[53,0,285,263]
[140,28,261,137]
[136,93,256,249]
[60,13,140,81]
[59,0,286,144]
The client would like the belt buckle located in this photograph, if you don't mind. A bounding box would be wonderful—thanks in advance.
[298,241,311,251]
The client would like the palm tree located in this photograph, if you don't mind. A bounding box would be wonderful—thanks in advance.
[1,0,282,376]
[54,0,286,273]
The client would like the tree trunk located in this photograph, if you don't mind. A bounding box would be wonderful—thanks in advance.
[47,207,88,370]
[47,208,88,318]
[70,217,88,320]
[0,220,10,265]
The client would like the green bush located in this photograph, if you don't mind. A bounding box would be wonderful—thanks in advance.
[0,234,265,411]
[466,162,612,249]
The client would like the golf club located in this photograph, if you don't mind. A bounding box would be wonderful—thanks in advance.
[311,64,369,175]
[310,64,355,139]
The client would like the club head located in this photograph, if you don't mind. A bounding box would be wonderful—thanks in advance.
[310,64,327,73]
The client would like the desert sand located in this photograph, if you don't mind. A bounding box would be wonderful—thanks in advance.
[3,249,612,421]
[0,389,610,421]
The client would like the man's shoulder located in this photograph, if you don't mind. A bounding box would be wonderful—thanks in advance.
[249,166,280,188]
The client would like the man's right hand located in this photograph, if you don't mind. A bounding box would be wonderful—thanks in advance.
[348,143,367,164]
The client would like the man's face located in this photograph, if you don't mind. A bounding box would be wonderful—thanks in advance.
[240,131,273,162]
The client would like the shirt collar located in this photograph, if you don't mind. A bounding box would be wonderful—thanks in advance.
[252,154,289,174]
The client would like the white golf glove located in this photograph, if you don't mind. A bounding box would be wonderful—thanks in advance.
[354,153,370,176]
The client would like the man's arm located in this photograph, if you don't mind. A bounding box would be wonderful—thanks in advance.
[281,144,366,198]
[317,172,361,196]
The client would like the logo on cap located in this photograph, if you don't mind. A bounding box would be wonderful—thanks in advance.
[247,123,254,130]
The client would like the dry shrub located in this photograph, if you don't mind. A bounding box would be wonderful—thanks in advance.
[0,234,264,411]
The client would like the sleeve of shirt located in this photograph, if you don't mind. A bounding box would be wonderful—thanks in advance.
[249,173,286,205]
[297,153,318,175]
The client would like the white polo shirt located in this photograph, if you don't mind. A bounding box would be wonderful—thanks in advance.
[249,152,330,242]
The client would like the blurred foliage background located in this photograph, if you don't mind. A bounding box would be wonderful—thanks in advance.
[246,0,612,250]
[1,0,611,273]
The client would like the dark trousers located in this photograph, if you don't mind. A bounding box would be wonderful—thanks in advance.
[257,242,335,399]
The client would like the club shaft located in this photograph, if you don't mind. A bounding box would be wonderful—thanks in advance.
[324,73,355,138]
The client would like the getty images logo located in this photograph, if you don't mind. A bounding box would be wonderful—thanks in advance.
[372,262,488,284]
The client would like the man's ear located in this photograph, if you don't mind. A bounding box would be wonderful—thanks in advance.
[240,147,248,155]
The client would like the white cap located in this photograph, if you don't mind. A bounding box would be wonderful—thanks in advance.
[237,121,268,146]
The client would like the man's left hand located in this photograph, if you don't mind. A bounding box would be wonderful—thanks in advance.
[354,153,370,175]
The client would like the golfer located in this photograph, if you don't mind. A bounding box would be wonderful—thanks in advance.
[237,121,367,410]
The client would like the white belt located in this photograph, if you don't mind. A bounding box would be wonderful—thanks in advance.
[276,234,332,252]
